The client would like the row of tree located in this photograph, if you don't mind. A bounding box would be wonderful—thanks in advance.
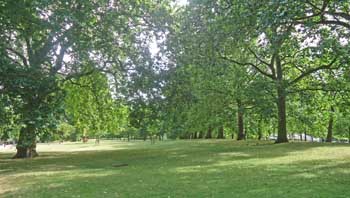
[1,0,350,158]
[159,0,350,142]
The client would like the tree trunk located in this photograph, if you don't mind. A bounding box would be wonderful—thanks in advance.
[275,55,288,143]
[326,106,335,143]
[237,99,245,140]
[304,130,307,141]
[348,127,350,144]
[276,88,288,143]
[217,126,224,139]
[205,127,212,139]
[258,118,263,140]
[95,137,100,144]
[151,135,155,144]
[198,131,204,139]
[193,132,198,139]
[13,124,38,158]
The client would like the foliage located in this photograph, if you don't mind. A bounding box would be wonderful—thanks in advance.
[64,71,129,139]
[1,0,350,157]
[0,0,171,156]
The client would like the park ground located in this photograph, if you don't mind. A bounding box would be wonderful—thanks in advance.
[0,140,350,198]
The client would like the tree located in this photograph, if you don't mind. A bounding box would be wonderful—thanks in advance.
[0,0,170,158]
[64,70,128,142]
[165,0,349,143]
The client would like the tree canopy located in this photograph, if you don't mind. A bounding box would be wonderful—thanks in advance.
[1,0,350,158]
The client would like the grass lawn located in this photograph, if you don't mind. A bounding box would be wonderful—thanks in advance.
[1,140,350,198]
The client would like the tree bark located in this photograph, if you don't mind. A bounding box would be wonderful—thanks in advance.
[198,131,204,139]
[205,127,212,139]
[276,91,288,143]
[237,99,245,140]
[13,124,38,158]
[258,118,263,140]
[275,55,288,143]
[217,126,224,139]
[326,106,335,143]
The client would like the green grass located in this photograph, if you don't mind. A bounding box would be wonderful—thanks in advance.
[1,140,350,198]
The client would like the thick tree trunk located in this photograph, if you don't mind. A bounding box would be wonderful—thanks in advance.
[237,99,245,140]
[13,125,38,158]
[348,127,350,144]
[304,130,307,141]
[217,126,224,139]
[276,87,288,143]
[205,127,212,139]
[275,55,288,143]
[326,106,335,143]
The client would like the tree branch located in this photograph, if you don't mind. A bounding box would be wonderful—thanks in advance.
[61,69,97,83]
[288,87,350,94]
[325,12,350,21]
[247,47,270,66]
[51,43,68,75]
[288,58,338,86]
[294,0,329,21]
[319,19,350,30]
[220,55,275,79]
[5,47,28,66]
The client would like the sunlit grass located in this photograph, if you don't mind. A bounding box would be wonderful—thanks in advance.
[1,140,350,198]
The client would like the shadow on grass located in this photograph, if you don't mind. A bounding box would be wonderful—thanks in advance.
[1,140,350,198]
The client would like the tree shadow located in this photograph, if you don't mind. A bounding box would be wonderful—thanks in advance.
[1,140,350,197]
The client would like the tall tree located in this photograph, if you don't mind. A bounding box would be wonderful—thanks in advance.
[0,0,170,158]
[167,0,348,143]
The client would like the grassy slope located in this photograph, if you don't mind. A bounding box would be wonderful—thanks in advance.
[0,140,350,198]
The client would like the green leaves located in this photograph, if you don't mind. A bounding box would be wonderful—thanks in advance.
[159,0,350,140]
[0,0,171,150]
[64,71,128,138]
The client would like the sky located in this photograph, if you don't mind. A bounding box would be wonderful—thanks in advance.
[176,0,188,6]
